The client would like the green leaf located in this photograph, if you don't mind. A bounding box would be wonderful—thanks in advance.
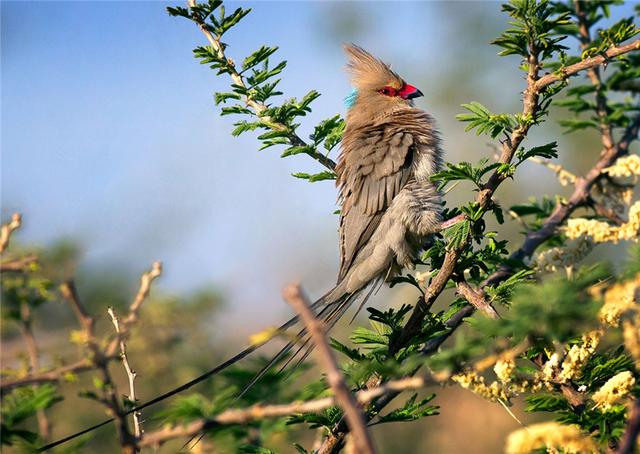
[291,171,336,182]
[516,141,559,162]
[444,219,471,249]
[241,46,279,71]
[456,102,516,138]
[280,146,315,158]
[378,393,439,423]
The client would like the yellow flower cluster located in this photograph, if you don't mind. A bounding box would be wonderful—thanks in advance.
[591,371,636,411]
[565,201,640,243]
[530,237,593,274]
[600,275,640,368]
[494,358,516,384]
[604,154,640,179]
[505,422,599,454]
[599,274,639,327]
[540,331,602,384]
[557,330,602,383]
[451,371,510,402]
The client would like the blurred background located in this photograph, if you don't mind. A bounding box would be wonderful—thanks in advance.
[2,1,638,452]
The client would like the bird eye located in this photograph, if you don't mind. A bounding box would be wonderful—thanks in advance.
[378,86,396,96]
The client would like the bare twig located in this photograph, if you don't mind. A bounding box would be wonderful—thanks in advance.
[0,213,22,253]
[60,281,137,453]
[185,0,336,172]
[137,374,430,449]
[105,261,162,357]
[60,281,96,341]
[108,307,143,439]
[283,284,376,454]
[121,261,162,328]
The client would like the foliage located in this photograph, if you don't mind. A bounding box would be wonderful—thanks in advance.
[1,0,639,453]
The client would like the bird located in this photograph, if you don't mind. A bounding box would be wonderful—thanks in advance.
[38,44,443,451]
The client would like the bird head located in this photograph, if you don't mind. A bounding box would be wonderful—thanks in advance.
[343,44,423,118]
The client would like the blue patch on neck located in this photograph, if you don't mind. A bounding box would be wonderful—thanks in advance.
[344,88,358,109]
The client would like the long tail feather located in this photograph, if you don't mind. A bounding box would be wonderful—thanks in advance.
[37,310,304,452]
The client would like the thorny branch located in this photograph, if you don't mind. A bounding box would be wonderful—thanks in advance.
[60,281,138,453]
[185,0,337,172]
[108,307,143,439]
[283,284,376,454]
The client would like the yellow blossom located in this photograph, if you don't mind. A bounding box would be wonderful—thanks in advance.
[565,201,640,244]
[530,237,593,274]
[592,371,636,411]
[599,274,639,327]
[494,358,516,384]
[505,422,599,454]
[604,154,640,180]
[557,330,602,383]
[248,326,279,346]
[452,370,511,402]
[542,353,560,382]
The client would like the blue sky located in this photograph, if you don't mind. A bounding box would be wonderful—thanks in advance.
[2,1,637,331]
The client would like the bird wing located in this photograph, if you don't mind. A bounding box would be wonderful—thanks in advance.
[336,124,414,281]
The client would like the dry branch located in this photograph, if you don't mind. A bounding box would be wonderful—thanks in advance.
[283,284,376,454]
[108,307,143,439]
[0,213,22,253]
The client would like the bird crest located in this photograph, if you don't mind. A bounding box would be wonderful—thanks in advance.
[343,44,403,92]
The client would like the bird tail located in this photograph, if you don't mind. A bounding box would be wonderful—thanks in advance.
[237,278,380,398]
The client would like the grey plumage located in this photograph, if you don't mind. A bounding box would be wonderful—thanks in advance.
[326,44,443,305]
[240,44,443,392]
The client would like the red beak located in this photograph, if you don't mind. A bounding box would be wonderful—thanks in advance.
[399,84,423,100]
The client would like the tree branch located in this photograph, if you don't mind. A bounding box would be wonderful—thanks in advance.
[455,278,499,319]
[0,359,95,392]
[137,374,430,449]
[534,38,640,92]
[0,255,38,273]
[283,284,376,454]
[185,0,336,172]
[105,261,162,357]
